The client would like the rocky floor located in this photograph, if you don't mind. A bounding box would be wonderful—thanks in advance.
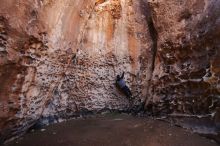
[5,114,218,146]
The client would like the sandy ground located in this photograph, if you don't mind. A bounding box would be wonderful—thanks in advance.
[6,114,218,146]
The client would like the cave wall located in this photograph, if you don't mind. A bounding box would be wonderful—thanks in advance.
[0,0,154,142]
[147,0,220,125]
[1,0,220,143]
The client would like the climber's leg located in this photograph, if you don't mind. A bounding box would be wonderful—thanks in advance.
[122,86,132,100]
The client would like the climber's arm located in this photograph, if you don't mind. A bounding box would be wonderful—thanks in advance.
[121,72,125,79]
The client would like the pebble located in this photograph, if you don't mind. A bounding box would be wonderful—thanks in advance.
[40,129,46,132]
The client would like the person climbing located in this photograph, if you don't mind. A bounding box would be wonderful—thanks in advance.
[116,72,133,101]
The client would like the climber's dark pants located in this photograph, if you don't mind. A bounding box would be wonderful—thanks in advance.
[122,85,132,100]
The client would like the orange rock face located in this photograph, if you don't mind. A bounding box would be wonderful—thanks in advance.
[0,0,154,142]
[0,0,220,143]
[147,0,220,118]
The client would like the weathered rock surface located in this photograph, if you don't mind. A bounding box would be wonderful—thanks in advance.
[0,0,154,142]
[0,0,220,143]
[147,0,220,130]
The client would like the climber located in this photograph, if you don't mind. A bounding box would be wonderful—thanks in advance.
[116,72,133,101]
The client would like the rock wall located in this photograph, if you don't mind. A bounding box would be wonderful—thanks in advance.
[0,0,154,142]
[147,0,220,128]
[1,0,220,143]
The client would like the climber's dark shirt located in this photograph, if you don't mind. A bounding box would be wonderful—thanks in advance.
[116,79,126,88]
[116,72,126,88]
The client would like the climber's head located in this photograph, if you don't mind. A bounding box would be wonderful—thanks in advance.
[117,75,120,80]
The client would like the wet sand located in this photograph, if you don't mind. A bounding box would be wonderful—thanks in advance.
[6,114,218,146]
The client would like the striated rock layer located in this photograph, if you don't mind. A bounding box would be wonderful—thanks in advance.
[0,0,220,143]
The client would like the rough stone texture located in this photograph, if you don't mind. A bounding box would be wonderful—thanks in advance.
[1,0,220,143]
[0,0,154,142]
[147,0,220,126]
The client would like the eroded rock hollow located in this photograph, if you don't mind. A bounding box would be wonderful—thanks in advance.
[0,0,220,143]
